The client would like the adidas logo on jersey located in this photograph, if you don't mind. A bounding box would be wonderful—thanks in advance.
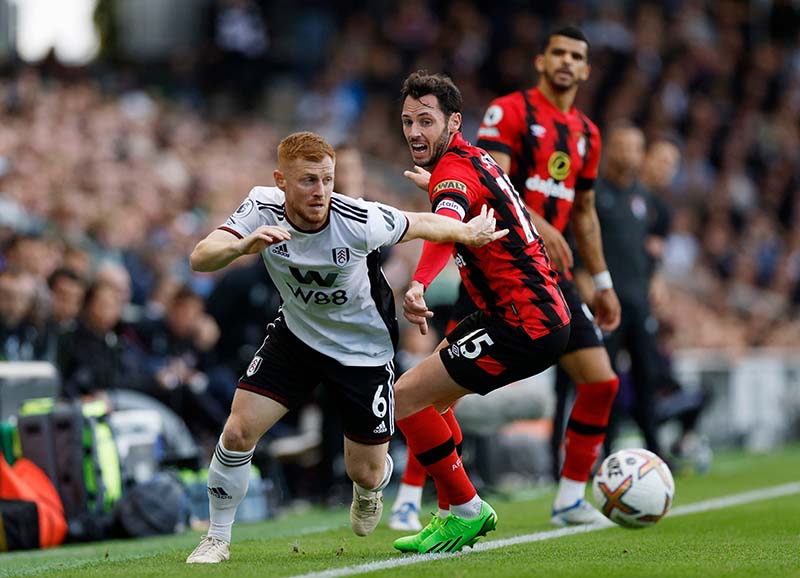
[373,421,388,434]
[208,486,232,500]
[271,243,290,258]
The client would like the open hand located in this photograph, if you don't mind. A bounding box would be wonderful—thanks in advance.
[403,166,432,192]
[463,205,509,247]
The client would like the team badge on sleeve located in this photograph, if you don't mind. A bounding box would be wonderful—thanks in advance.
[234,198,255,217]
[246,356,262,377]
[332,247,351,266]
[482,105,503,126]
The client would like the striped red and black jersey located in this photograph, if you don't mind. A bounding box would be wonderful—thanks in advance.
[428,133,570,339]
[476,87,601,234]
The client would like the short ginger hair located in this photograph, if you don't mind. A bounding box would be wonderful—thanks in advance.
[277,131,336,168]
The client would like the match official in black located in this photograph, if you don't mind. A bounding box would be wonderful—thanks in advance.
[592,122,663,457]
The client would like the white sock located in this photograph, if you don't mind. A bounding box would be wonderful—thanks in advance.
[554,476,586,509]
[450,494,482,519]
[437,508,450,519]
[393,483,424,510]
[206,437,255,542]
[355,453,394,496]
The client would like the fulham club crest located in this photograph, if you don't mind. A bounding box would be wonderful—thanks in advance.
[332,247,351,266]
[246,356,262,377]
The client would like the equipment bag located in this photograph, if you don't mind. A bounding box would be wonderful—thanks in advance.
[17,399,122,541]
[0,500,39,552]
[0,453,67,549]
[111,472,189,538]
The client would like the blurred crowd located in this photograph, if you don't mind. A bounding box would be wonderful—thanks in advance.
[1,1,799,478]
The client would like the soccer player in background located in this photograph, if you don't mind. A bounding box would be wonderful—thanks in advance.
[390,71,571,554]
[390,25,621,530]
[476,25,621,526]
[185,131,506,564]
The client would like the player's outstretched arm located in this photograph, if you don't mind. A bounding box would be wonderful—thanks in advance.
[402,205,509,247]
[190,226,291,272]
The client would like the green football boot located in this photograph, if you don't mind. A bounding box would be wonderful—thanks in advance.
[417,501,498,554]
[393,515,443,553]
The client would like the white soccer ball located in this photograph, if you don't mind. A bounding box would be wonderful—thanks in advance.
[592,448,675,528]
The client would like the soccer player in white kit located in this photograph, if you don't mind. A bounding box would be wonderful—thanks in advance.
[186,131,507,564]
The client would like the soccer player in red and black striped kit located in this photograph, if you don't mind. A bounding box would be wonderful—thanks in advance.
[390,71,571,553]
[390,26,622,531]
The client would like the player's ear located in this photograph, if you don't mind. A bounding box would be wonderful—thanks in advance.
[274,168,286,191]
[534,54,545,74]
[579,63,591,82]
[449,112,462,133]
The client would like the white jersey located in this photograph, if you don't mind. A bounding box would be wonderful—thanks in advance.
[220,186,409,366]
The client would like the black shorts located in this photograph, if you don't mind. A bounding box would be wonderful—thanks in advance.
[238,315,395,445]
[559,277,604,354]
[440,311,570,395]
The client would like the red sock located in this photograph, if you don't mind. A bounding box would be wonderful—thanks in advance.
[401,451,427,487]
[397,406,476,507]
[441,407,463,454]
[561,377,619,482]
[402,407,462,489]
[437,407,464,509]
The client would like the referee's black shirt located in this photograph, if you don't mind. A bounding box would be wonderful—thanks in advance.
[594,177,654,305]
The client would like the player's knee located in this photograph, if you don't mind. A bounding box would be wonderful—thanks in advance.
[221,418,259,451]
[346,459,384,490]
[393,379,413,418]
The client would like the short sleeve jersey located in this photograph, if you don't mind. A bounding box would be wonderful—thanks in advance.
[428,133,570,340]
[476,87,601,234]
[219,187,409,366]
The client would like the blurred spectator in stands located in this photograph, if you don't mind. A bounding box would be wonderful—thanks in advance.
[3,233,58,281]
[124,285,229,444]
[47,267,87,334]
[57,281,134,400]
[640,136,681,262]
[333,143,367,200]
[0,269,50,361]
[205,257,280,377]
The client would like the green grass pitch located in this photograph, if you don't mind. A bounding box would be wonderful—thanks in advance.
[2,446,799,578]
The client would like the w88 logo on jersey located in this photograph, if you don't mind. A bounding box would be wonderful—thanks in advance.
[286,284,348,305]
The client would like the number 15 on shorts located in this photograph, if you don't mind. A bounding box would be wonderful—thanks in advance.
[456,329,495,359]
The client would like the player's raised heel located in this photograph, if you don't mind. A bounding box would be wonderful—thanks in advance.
[350,483,384,536]
[186,535,230,564]
[417,501,497,554]
[550,498,606,526]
